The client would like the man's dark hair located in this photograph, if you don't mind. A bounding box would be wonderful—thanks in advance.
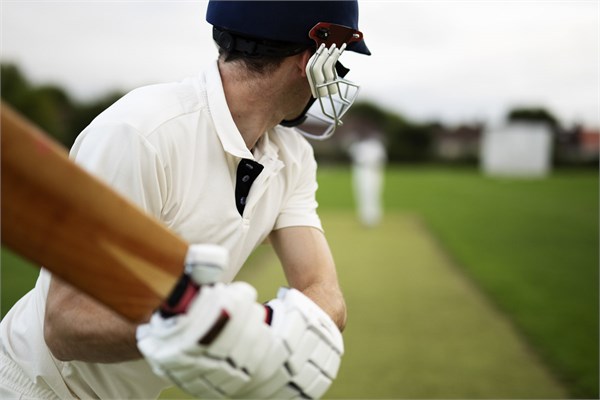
[217,46,286,75]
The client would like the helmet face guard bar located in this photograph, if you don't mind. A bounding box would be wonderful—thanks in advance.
[303,42,360,140]
[279,61,349,128]
[283,22,364,140]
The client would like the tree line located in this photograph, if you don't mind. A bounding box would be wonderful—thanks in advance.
[1,64,123,148]
[4,63,583,166]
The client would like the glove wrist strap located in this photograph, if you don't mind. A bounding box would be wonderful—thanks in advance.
[160,274,200,317]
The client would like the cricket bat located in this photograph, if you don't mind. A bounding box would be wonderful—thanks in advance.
[1,101,188,322]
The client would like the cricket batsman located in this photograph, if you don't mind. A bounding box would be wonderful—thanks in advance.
[0,1,370,398]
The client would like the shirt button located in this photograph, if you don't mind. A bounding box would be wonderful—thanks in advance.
[240,197,247,205]
[242,175,250,183]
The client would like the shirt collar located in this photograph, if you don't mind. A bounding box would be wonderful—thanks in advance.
[205,60,254,159]
[252,130,280,163]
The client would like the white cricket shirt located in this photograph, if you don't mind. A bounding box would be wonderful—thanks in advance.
[0,60,323,399]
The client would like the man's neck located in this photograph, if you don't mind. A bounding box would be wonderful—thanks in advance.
[218,61,288,150]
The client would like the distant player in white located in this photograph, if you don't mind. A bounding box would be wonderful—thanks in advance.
[0,1,370,399]
[349,135,387,227]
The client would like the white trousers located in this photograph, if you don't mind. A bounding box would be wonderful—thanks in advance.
[352,164,384,227]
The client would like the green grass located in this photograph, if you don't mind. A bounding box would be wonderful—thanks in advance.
[1,249,40,316]
[316,166,599,398]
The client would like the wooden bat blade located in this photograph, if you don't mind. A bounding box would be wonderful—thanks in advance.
[1,101,188,322]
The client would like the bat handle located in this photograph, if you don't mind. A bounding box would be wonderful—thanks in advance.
[185,244,228,284]
[158,244,229,317]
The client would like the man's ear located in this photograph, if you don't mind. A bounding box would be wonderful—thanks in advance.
[298,49,313,78]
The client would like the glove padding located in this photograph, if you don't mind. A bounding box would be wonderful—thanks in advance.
[136,245,287,398]
[237,288,344,399]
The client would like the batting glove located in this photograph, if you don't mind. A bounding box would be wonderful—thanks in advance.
[236,288,345,399]
[136,244,286,398]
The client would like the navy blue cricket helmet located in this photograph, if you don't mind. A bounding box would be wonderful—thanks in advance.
[206,0,370,56]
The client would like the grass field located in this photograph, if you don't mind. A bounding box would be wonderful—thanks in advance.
[316,166,599,398]
[1,166,598,398]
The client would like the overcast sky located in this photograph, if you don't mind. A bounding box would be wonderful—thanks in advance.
[2,1,599,127]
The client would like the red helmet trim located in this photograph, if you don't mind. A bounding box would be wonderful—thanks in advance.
[309,22,363,48]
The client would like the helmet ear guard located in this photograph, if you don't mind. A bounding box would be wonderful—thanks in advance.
[283,23,364,141]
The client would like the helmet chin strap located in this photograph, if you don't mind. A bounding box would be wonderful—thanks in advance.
[279,98,316,128]
[279,51,359,141]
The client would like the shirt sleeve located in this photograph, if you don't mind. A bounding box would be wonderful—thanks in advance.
[273,140,323,232]
[69,122,168,219]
